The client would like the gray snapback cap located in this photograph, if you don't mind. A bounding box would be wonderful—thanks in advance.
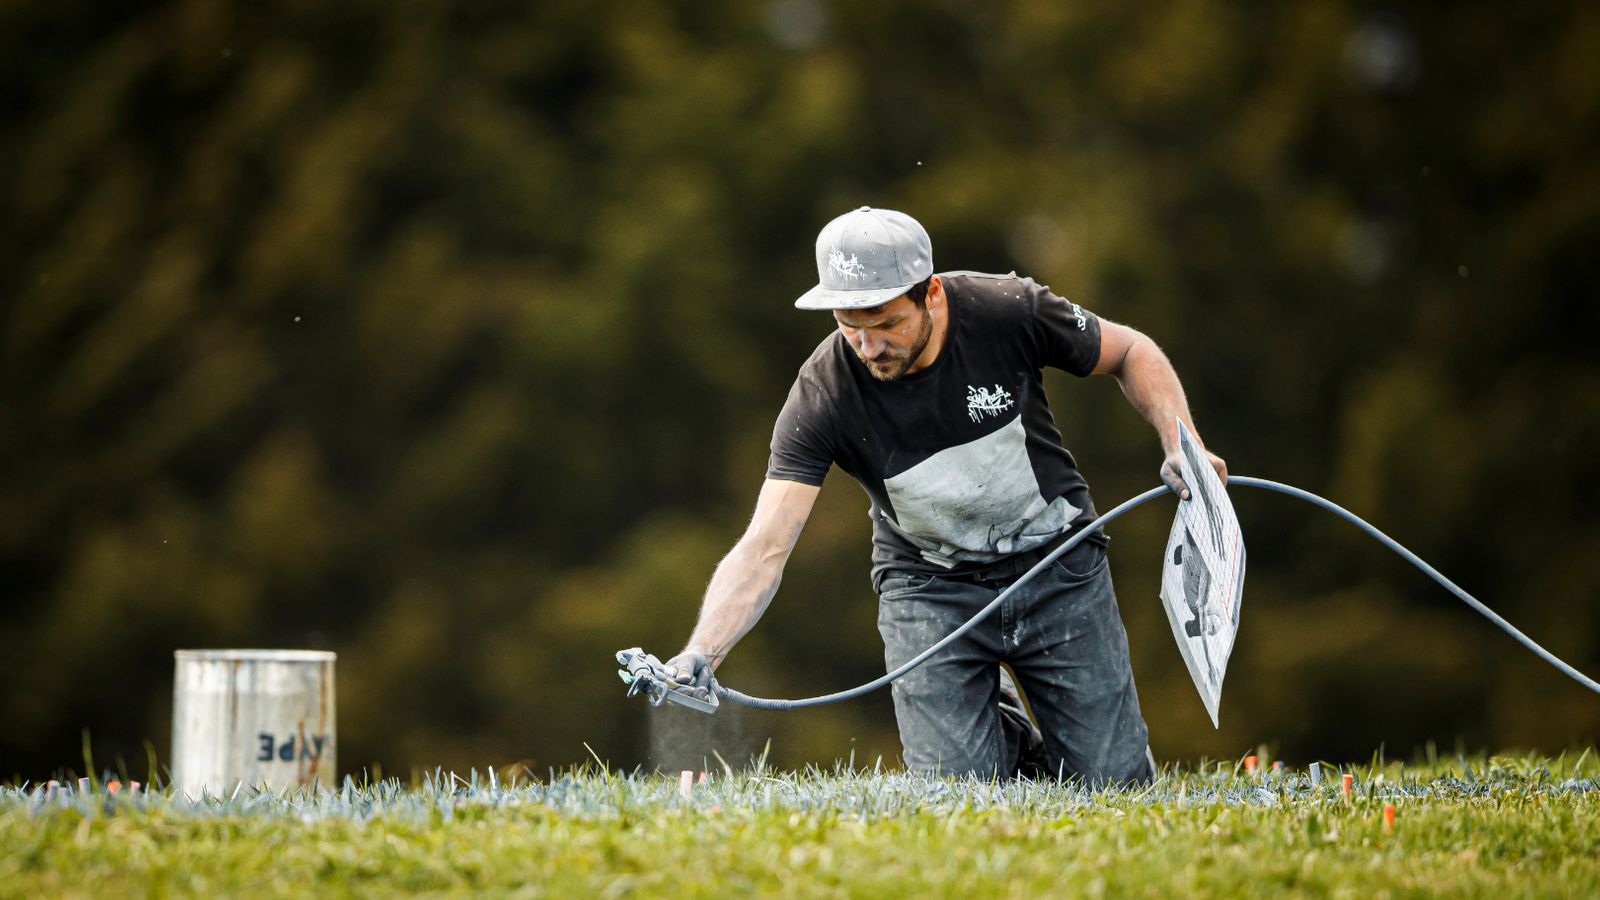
[795,206,934,310]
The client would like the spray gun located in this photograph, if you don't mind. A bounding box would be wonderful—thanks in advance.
[616,647,720,714]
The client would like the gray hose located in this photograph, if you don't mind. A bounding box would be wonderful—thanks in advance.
[716,475,1600,710]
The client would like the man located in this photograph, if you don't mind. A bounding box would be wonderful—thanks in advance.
[665,207,1226,782]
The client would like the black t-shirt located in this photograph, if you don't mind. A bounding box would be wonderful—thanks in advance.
[768,270,1108,582]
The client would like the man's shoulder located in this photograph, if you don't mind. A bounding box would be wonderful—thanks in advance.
[794,328,850,384]
[942,270,1038,302]
[941,270,1039,326]
[777,331,849,439]
[941,270,1028,291]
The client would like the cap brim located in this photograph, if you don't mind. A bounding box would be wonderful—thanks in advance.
[794,282,918,310]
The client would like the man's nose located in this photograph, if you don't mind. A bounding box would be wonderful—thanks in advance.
[858,330,885,358]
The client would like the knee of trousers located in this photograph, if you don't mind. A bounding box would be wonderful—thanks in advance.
[889,683,1007,778]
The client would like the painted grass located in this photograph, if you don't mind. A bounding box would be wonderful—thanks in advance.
[3,753,1599,897]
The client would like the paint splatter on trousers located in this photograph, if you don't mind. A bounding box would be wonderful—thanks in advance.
[876,540,1154,784]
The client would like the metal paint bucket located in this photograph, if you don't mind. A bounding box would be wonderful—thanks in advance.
[171,649,336,797]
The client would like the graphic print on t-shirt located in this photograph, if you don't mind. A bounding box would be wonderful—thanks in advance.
[881,414,1081,568]
[966,384,1014,422]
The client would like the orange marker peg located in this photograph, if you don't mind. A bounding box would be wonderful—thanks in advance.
[1244,755,1258,773]
[1383,803,1396,832]
[697,771,710,786]
[106,780,121,795]
[1272,760,1283,772]
[1341,773,1353,797]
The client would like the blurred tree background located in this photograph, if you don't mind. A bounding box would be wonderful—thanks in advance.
[2,0,1597,781]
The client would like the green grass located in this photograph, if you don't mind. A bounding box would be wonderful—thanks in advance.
[3,753,1599,897]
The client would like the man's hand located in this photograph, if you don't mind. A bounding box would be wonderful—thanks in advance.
[1160,449,1228,501]
[664,650,714,689]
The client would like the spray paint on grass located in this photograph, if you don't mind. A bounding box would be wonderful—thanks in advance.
[647,700,757,774]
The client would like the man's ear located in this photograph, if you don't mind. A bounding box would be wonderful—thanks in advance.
[926,275,945,309]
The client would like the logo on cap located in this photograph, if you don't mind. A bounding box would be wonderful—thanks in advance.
[827,249,868,281]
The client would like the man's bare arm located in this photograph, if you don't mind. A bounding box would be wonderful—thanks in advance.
[681,477,820,669]
[1093,319,1227,498]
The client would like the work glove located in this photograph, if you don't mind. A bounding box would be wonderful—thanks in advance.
[663,650,714,690]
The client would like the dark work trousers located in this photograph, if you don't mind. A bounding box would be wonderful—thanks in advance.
[875,540,1154,784]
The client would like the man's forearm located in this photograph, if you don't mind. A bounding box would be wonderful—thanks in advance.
[677,478,819,672]
[683,537,785,669]
[1113,336,1196,452]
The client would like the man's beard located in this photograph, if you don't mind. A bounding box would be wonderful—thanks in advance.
[857,307,934,382]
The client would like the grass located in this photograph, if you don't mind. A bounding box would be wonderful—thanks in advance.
[3,752,1599,897]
